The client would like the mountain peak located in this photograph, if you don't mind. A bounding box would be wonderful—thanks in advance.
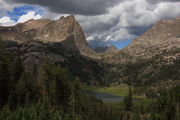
[66,15,76,21]
[58,15,75,22]
[0,15,98,58]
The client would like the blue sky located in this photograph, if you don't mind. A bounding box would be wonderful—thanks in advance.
[6,5,43,22]
[89,39,132,49]
[110,40,132,49]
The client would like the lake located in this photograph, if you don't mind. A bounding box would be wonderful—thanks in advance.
[86,91,125,103]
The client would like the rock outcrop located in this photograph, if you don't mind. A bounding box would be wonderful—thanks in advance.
[94,45,118,53]
[124,17,180,58]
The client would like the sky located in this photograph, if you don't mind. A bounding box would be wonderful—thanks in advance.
[0,0,180,49]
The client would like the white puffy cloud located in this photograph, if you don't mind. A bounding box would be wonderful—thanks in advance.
[87,36,95,41]
[76,0,180,46]
[105,28,136,42]
[0,11,42,26]
[114,0,180,28]
[0,16,16,26]
[17,11,42,23]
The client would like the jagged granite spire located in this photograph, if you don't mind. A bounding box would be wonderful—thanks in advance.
[0,15,98,58]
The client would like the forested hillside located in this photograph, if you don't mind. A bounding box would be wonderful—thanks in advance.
[103,49,180,88]
[0,41,122,120]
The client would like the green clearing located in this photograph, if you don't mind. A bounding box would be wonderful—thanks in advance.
[83,85,153,109]
[105,97,154,111]
[83,84,129,97]
[83,84,147,99]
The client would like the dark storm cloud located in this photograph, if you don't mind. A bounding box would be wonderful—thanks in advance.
[88,39,107,48]
[81,16,119,34]
[127,26,152,36]
[7,0,120,15]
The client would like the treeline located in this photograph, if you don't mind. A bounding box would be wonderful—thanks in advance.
[103,49,180,87]
[0,42,121,120]
[122,85,180,120]
[121,57,180,87]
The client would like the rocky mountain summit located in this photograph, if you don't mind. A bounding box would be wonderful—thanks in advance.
[0,15,97,58]
[0,15,103,83]
[102,17,180,64]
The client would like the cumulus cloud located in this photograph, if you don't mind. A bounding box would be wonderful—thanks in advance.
[17,11,42,23]
[0,16,16,26]
[0,11,42,26]
[76,0,180,47]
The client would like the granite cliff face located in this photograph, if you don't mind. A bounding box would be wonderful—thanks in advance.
[94,45,118,53]
[0,15,97,58]
[0,15,104,84]
[102,18,180,64]
[0,15,102,83]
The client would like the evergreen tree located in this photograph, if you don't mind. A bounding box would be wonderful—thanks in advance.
[0,41,11,108]
[38,63,53,100]
[0,59,10,108]
[15,72,39,106]
[53,66,73,111]
[11,57,24,82]
[124,85,133,111]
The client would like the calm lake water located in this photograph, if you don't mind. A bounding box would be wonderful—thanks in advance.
[86,91,125,103]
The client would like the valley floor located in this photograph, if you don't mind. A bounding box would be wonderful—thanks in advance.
[83,85,153,108]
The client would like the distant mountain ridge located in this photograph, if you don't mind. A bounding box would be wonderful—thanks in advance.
[102,17,180,64]
[100,17,180,88]
[124,17,180,58]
